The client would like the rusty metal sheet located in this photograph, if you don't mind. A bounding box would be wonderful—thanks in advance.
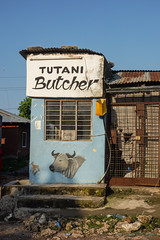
[109,71,160,85]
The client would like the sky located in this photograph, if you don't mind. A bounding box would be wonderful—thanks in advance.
[0,0,160,114]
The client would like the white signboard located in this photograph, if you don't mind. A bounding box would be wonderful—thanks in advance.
[26,54,104,98]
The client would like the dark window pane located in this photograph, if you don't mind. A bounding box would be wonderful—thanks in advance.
[62,126,75,130]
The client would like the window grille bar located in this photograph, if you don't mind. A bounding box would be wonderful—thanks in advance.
[45,99,92,141]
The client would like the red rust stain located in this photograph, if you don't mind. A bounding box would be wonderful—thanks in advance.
[120,72,145,84]
[150,72,160,82]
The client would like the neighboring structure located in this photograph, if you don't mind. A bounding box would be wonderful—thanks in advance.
[20,46,160,187]
[0,109,30,159]
[106,71,160,186]
[20,46,113,184]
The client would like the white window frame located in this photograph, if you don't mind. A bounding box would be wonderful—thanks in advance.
[22,132,27,148]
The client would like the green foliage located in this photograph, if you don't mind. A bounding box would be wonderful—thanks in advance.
[131,216,137,222]
[86,221,102,229]
[18,97,31,119]
[87,215,107,222]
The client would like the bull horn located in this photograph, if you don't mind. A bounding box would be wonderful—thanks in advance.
[66,151,76,158]
[51,150,59,157]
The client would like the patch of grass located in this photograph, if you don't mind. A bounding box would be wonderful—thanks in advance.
[151,217,160,228]
[108,222,116,232]
[87,215,107,222]
[131,216,137,222]
[126,188,132,194]
[86,221,102,229]
[144,197,160,205]
[139,217,160,232]
[107,188,135,200]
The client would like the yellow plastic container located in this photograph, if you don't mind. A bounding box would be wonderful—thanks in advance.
[95,99,107,116]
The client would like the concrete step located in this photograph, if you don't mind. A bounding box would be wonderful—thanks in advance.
[17,194,106,209]
[2,182,107,198]
[15,206,107,217]
[2,181,107,210]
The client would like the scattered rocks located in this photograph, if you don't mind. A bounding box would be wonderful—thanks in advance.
[23,213,48,232]
[1,210,160,239]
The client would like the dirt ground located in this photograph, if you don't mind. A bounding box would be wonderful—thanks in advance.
[1,169,160,239]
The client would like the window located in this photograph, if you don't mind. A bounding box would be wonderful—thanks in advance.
[45,100,92,141]
[22,132,27,147]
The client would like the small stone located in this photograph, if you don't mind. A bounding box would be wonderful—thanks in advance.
[136,232,143,235]
[116,233,122,236]
[122,216,132,223]
[107,232,114,235]
[96,220,101,225]
[65,222,73,231]
[146,233,156,236]
[83,224,89,230]
[52,237,61,240]
[38,213,47,225]
[103,222,110,229]
[34,212,41,219]
[137,215,152,224]
[74,221,80,226]
[71,232,84,238]
[89,228,95,234]
[72,231,84,239]
[115,220,142,232]
[83,230,89,235]
[41,228,56,237]
[85,219,91,224]
[96,228,104,235]
[128,233,136,237]
[31,224,40,232]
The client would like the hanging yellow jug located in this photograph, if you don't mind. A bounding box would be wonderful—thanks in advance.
[95,99,107,116]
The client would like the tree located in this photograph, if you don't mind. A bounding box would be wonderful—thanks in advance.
[18,97,31,119]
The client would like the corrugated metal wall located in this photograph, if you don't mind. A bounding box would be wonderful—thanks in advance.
[108,92,160,186]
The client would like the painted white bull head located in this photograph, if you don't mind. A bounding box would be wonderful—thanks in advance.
[49,150,85,178]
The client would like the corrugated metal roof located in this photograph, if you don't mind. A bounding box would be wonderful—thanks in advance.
[19,46,104,59]
[0,109,30,123]
[108,71,160,85]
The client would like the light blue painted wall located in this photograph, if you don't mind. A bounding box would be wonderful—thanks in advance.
[29,98,106,184]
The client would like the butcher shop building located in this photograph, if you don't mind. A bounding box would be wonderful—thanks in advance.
[20,46,113,184]
[20,46,160,187]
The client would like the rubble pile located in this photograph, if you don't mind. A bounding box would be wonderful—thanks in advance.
[1,194,160,238]
[21,213,160,239]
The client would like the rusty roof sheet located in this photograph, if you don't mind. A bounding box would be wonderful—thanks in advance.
[19,46,104,59]
[109,71,160,85]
